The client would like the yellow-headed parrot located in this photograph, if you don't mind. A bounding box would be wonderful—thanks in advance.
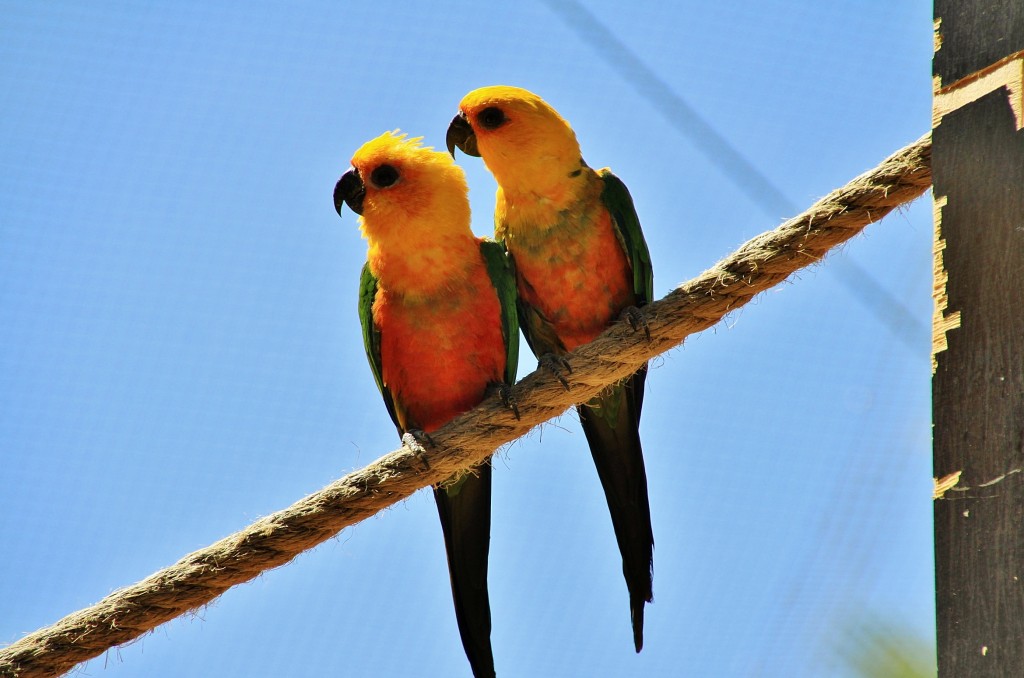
[334,131,519,678]
[447,87,655,652]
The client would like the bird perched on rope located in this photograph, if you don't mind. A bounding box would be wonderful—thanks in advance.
[447,86,656,653]
[334,131,519,678]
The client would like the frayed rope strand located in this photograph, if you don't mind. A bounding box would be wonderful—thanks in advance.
[0,134,931,678]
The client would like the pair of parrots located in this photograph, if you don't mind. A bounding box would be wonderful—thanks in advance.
[333,86,654,678]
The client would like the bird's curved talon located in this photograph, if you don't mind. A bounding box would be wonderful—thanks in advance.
[620,306,651,341]
[402,429,434,470]
[487,381,520,420]
[539,353,572,391]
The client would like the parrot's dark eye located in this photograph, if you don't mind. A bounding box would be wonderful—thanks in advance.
[478,107,506,130]
[370,164,399,188]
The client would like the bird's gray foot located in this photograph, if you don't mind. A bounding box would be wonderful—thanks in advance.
[402,429,434,470]
[538,353,572,391]
[620,305,651,341]
[487,381,520,420]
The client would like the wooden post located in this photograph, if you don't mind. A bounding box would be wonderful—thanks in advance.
[932,2,1024,675]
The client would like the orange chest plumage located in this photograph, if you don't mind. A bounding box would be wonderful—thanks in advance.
[508,204,633,352]
[373,265,506,433]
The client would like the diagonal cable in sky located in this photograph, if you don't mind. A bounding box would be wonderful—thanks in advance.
[541,0,928,351]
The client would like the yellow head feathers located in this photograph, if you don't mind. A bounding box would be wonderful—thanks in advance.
[349,131,459,187]
[457,86,571,132]
[456,86,583,195]
[346,131,471,243]
[340,131,478,291]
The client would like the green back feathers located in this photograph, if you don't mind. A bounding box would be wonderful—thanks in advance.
[479,239,520,386]
[358,263,403,436]
[599,168,653,306]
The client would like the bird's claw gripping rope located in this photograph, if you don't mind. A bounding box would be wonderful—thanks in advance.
[488,381,520,420]
[538,353,573,391]
[620,306,651,341]
[402,429,435,470]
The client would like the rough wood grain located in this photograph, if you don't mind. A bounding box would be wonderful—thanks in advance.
[933,3,1024,674]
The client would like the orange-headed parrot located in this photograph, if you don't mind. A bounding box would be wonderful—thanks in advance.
[334,131,518,678]
[447,87,655,652]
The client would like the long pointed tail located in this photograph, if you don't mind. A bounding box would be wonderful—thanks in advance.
[577,366,654,652]
[433,463,496,678]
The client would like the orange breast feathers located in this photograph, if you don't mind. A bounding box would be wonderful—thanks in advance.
[373,262,506,433]
[510,204,634,352]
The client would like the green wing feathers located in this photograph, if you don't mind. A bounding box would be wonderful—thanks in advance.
[358,263,402,436]
[599,168,654,306]
[595,169,655,651]
[480,239,520,386]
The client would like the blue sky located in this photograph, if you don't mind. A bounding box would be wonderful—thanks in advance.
[1,1,935,676]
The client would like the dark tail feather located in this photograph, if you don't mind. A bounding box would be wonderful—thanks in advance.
[433,462,496,678]
[577,366,654,653]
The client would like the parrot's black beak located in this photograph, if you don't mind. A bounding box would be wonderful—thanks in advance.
[446,112,479,158]
[334,168,365,216]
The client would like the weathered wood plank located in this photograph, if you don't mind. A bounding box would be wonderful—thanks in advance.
[933,3,1024,674]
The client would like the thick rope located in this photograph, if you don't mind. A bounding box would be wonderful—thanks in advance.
[0,135,932,678]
